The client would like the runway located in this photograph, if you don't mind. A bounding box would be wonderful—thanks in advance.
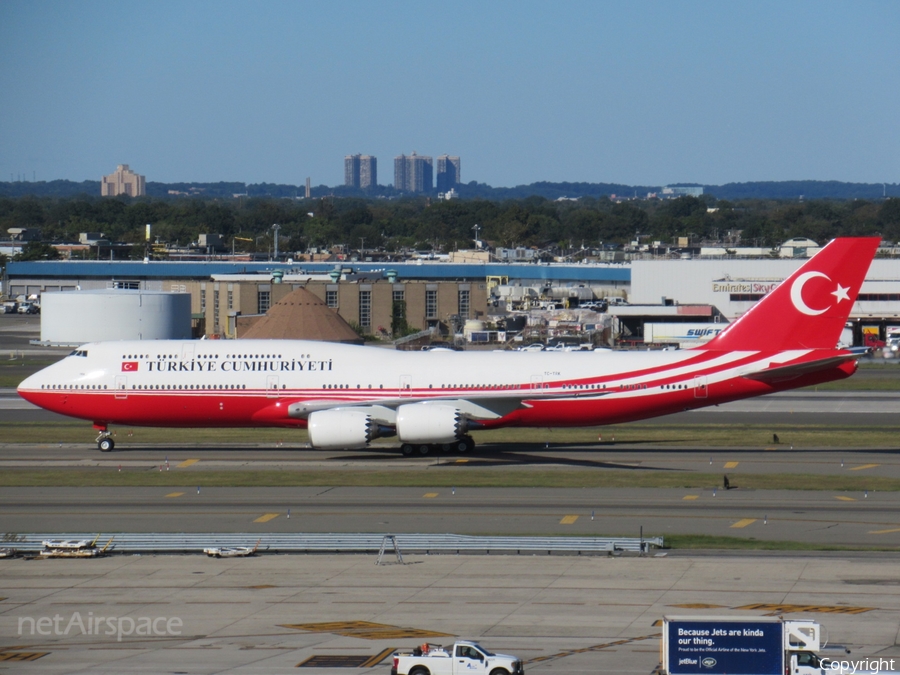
[2,443,899,474]
[2,484,898,547]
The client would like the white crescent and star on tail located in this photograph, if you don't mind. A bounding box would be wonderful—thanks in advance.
[790,271,851,316]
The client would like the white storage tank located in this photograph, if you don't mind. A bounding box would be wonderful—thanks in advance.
[40,290,191,344]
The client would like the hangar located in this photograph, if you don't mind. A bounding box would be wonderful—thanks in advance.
[631,257,900,345]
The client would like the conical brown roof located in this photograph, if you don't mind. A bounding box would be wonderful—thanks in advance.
[238,287,363,343]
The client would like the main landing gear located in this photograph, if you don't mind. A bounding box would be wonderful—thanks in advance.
[400,435,475,456]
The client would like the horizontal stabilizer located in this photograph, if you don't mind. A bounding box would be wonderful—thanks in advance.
[742,353,861,384]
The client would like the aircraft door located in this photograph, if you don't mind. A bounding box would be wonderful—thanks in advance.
[266,375,279,398]
[399,375,412,397]
[115,375,127,400]
[693,376,708,399]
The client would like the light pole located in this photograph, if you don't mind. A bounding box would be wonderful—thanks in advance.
[472,224,481,247]
[272,224,281,261]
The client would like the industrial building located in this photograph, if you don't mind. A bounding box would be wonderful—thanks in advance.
[3,259,627,339]
[39,290,191,345]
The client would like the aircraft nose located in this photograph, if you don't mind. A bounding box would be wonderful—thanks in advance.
[17,372,43,403]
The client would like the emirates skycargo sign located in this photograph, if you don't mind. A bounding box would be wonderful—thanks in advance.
[712,281,780,294]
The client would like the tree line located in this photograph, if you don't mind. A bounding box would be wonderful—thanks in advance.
[2,194,900,260]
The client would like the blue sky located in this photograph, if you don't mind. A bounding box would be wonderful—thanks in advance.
[1,1,897,187]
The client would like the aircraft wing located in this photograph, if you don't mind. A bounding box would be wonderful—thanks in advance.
[287,388,612,422]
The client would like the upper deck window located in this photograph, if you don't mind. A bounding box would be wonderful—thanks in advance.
[68,349,88,357]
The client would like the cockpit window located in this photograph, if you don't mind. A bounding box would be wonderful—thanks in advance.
[68,350,88,358]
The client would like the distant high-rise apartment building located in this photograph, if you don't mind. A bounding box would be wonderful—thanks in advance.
[345,154,377,189]
[394,152,433,193]
[359,155,376,188]
[436,155,461,192]
[101,164,145,197]
[345,154,361,188]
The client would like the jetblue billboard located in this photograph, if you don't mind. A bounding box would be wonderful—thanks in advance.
[667,620,782,675]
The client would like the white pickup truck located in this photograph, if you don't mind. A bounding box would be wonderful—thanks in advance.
[391,641,523,675]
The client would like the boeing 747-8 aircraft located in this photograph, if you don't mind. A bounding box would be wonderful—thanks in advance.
[17,237,880,454]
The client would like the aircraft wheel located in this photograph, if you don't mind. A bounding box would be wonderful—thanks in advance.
[449,438,468,453]
[462,436,475,453]
[401,443,414,456]
[417,444,431,456]
[98,437,115,452]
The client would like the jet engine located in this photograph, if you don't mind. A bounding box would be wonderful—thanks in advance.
[307,409,392,450]
[396,403,464,444]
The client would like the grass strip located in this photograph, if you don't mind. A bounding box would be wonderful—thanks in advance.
[662,534,898,551]
[1,468,897,491]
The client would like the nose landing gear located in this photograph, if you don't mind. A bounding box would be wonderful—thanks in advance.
[94,424,115,452]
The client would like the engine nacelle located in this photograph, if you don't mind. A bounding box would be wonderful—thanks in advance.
[396,403,463,444]
[308,409,380,450]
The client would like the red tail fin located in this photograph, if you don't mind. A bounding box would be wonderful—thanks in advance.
[702,237,880,351]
